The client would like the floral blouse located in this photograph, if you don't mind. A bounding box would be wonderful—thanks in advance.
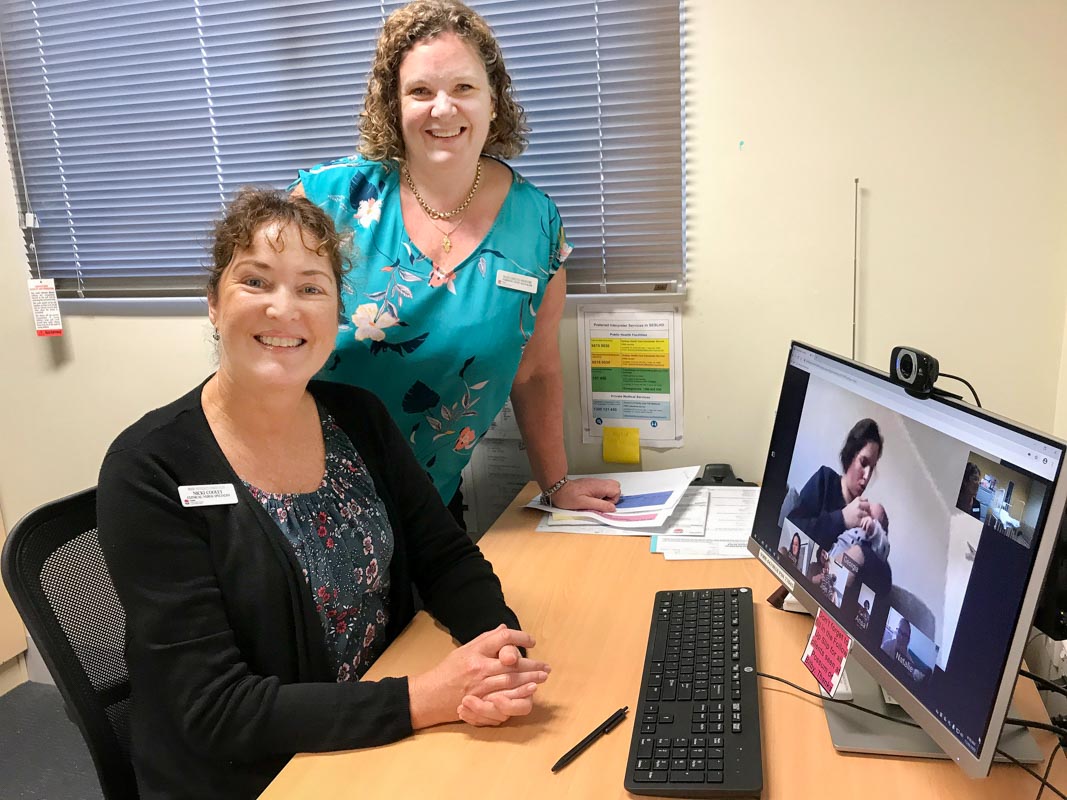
[296,156,571,502]
[245,408,394,682]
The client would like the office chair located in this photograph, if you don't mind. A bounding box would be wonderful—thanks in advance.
[1,487,139,800]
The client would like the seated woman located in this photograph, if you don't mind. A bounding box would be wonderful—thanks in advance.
[97,188,549,800]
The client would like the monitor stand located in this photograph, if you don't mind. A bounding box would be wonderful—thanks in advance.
[823,660,1042,764]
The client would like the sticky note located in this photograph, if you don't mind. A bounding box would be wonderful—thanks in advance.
[603,426,640,464]
[801,609,853,697]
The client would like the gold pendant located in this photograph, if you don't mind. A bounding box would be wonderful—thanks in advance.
[442,234,452,253]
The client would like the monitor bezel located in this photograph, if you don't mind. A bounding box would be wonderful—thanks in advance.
[746,340,1067,777]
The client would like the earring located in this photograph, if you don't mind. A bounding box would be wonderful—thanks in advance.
[212,328,220,342]
[491,110,497,121]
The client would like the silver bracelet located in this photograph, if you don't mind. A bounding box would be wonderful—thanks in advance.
[540,476,570,506]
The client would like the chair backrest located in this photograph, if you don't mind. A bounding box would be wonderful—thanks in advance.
[1,488,139,800]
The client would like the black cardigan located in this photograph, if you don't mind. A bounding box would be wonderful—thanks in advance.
[97,379,520,800]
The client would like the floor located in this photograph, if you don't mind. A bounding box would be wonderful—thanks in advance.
[0,681,103,799]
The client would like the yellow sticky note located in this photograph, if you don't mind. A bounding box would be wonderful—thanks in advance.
[603,426,641,464]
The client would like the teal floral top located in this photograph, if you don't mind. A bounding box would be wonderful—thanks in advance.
[296,156,571,501]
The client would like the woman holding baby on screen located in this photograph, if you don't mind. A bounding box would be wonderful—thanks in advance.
[787,418,894,599]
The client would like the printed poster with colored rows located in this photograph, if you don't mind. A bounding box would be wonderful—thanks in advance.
[578,305,684,447]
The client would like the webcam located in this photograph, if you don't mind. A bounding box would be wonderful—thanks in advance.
[890,346,939,398]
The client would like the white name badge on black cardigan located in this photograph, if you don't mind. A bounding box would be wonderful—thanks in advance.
[178,484,239,507]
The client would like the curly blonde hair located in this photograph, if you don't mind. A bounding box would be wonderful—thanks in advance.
[359,0,528,162]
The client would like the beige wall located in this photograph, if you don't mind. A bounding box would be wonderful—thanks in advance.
[565,0,1067,481]
[2,0,1067,537]
[1057,296,1067,437]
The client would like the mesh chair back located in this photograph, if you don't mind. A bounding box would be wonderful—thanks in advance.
[1,488,138,799]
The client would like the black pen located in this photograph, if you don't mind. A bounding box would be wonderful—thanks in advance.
[551,706,629,773]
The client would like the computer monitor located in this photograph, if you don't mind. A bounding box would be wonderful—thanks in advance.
[746,341,1067,778]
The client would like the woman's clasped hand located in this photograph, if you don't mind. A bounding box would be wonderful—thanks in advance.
[409,624,551,728]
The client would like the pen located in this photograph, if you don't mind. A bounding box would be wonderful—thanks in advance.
[551,706,629,773]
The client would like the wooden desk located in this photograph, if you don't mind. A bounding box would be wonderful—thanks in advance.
[261,485,1066,799]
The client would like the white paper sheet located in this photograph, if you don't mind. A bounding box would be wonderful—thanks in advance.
[652,486,760,560]
[525,466,701,529]
[536,486,710,537]
[577,304,684,447]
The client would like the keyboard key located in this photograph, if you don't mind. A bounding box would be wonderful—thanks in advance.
[653,759,670,770]
[637,737,654,758]
[641,723,656,734]
[633,771,668,783]
[635,758,651,770]
[708,771,724,783]
[658,713,674,724]
[669,770,706,783]
[671,758,687,770]
[655,748,670,759]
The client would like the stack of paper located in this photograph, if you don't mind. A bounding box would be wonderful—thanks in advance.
[527,467,760,560]
[651,486,759,560]
[527,466,702,532]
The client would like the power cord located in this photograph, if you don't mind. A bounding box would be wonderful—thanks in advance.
[1022,668,1067,699]
[756,670,1065,799]
[938,371,982,407]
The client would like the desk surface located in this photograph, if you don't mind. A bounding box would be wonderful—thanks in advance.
[261,484,1066,799]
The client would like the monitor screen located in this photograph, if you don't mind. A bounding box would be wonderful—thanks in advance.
[747,342,1067,776]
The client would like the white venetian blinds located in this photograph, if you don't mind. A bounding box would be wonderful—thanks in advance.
[0,0,685,298]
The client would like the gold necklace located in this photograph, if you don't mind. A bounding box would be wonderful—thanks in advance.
[422,212,466,254]
[402,159,482,220]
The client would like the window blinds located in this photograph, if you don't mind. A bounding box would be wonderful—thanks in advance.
[0,0,685,299]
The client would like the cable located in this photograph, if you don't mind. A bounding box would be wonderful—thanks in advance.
[1022,668,1067,699]
[997,744,1066,800]
[757,670,1067,798]
[1006,717,1067,739]
[1038,746,1063,800]
[756,671,919,729]
[938,371,982,407]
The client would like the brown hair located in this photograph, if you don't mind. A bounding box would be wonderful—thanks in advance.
[359,0,528,162]
[839,418,883,474]
[207,187,350,317]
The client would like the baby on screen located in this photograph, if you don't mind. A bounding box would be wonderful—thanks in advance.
[830,502,890,567]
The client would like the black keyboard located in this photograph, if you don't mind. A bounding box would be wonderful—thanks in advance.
[623,588,763,798]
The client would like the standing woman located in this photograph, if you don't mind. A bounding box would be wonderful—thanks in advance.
[294,0,620,524]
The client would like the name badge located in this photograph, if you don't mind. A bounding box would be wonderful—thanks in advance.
[496,271,538,294]
[178,484,239,507]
